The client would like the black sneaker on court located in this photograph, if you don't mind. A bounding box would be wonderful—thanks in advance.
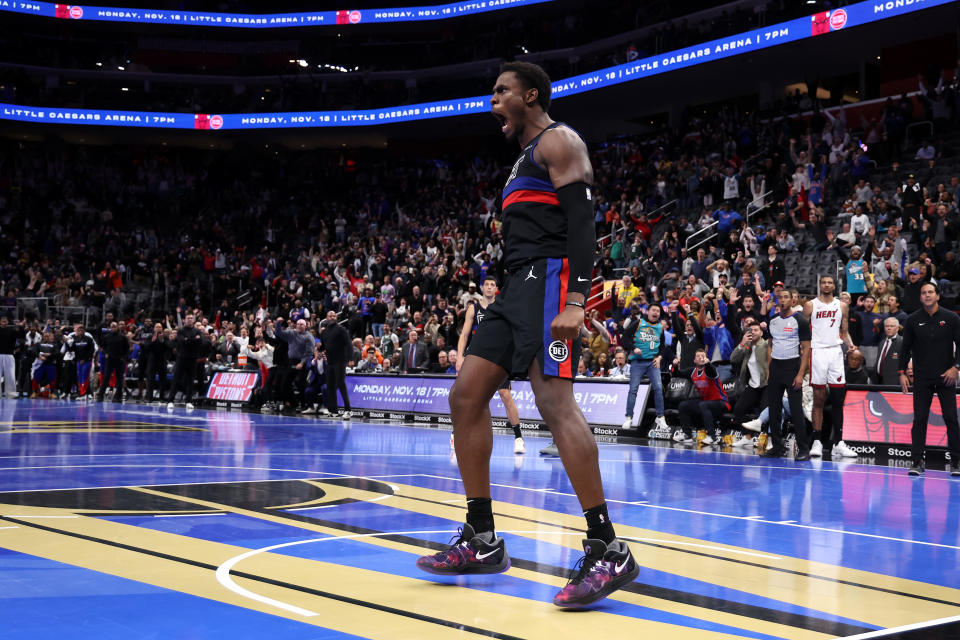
[760,445,786,458]
[908,461,925,477]
[950,463,960,477]
[553,538,639,608]
[415,523,510,575]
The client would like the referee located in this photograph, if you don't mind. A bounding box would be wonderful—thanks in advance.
[898,282,960,477]
[762,289,812,460]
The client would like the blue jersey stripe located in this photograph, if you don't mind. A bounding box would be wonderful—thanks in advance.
[542,259,562,376]
[503,175,555,199]
[712,378,730,405]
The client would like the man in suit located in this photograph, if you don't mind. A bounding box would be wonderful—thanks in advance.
[400,330,428,373]
[875,317,904,385]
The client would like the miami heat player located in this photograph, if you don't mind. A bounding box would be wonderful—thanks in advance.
[803,274,858,458]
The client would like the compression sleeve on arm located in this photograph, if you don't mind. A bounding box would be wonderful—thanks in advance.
[556,181,597,297]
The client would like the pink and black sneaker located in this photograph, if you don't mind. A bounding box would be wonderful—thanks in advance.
[553,538,639,608]
[416,523,510,575]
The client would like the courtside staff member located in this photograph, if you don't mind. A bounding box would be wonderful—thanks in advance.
[763,289,812,459]
[899,282,960,477]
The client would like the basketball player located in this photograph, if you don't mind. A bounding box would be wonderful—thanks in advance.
[62,325,97,399]
[802,275,859,458]
[416,61,638,609]
[455,274,525,454]
[30,330,58,397]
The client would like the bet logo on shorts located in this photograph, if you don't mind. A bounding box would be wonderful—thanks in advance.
[548,340,569,362]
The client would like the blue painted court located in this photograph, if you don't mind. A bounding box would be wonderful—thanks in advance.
[1,398,958,639]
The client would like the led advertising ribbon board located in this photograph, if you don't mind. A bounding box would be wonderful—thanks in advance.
[0,0,553,27]
[0,0,951,130]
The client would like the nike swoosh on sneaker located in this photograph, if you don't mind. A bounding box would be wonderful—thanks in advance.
[614,558,630,573]
[475,548,500,560]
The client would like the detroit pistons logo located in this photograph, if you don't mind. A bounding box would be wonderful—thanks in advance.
[548,340,569,363]
[348,10,362,23]
[829,9,847,30]
[69,5,83,18]
[209,115,223,130]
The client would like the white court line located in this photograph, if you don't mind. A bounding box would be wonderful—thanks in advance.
[840,613,960,639]
[10,406,211,423]
[419,473,960,551]
[154,513,226,518]
[216,529,463,617]
[216,527,769,617]
[0,526,19,530]
[0,451,932,481]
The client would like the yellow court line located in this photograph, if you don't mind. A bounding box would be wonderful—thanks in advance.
[128,485,853,637]
[127,487,835,638]
[0,505,733,640]
[357,481,960,629]
[2,479,955,636]
[5,428,206,434]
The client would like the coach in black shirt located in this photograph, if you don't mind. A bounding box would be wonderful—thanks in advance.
[166,313,202,408]
[899,282,960,477]
[97,322,130,403]
[320,310,351,416]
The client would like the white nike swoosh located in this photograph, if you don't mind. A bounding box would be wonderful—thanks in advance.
[919,323,926,326]
[614,558,630,573]
[475,548,499,560]
[577,277,589,282]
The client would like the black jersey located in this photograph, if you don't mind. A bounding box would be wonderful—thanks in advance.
[501,123,574,272]
[37,341,58,362]
[467,300,489,346]
[69,335,96,361]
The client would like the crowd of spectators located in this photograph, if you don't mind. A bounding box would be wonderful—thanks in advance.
[0,61,959,421]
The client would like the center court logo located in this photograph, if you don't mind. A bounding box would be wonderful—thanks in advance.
[547,340,569,362]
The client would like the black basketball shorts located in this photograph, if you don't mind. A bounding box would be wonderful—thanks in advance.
[467,258,581,380]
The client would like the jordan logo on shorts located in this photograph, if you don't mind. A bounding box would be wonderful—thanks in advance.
[525,266,538,281]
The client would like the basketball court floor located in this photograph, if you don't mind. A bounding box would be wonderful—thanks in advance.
[1,398,959,639]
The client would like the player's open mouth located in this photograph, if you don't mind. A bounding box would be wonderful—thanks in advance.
[493,112,509,133]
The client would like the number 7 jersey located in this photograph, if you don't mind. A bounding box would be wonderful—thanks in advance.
[810,297,843,348]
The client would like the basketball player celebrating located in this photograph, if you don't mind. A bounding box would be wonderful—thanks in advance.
[802,275,859,458]
[455,274,526,454]
[416,61,638,608]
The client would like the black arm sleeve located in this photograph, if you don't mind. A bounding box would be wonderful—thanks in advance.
[795,313,812,342]
[953,314,960,370]
[556,182,596,297]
